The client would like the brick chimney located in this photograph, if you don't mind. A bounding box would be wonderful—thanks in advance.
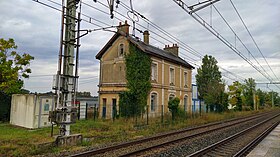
[117,20,130,35]
[164,44,179,56]
[143,30,149,44]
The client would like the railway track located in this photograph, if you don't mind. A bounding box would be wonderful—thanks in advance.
[234,121,279,157]
[188,114,280,157]
[71,111,279,157]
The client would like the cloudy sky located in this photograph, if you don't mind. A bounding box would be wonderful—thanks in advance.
[0,0,279,95]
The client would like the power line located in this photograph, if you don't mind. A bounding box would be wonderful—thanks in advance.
[115,1,265,84]
[93,0,203,60]
[229,0,280,82]
[32,0,259,88]
[92,0,203,59]
[119,1,204,58]
[171,0,275,84]
[212,4,273,83]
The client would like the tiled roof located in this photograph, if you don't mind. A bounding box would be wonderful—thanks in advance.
[96,33,194,69]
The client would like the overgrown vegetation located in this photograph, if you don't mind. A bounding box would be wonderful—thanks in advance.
[0,109,277,156]
[168,97,180,120]
[119,44,152,118]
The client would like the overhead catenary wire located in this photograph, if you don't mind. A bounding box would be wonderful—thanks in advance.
[212,4,273,83]
[33,0,245,83]
[92,0,203,59]
[229,0,280,82]
[171,0,280,91]
[118,1,203,59]
[32,0,270,90]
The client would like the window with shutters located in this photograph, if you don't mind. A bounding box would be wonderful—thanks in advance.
[184,71,188,88]
[150,92,157,112]
[184,95,188,112]
[151,63,158,81]
[169,67,175,86]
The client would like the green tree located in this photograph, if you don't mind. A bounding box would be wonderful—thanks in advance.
[0,38,34,121]
[0,91,11,121]
[275,93,280,107]
[119,91,139,118]
[204,81,228,112]
[228,81,243,111]
[119,44,152,118]
[243,78,256,110]
[168,97,180,121]
[256,88,266,107]
[267,91,279,107]
[0,38,34,95]
[195,55,222,112]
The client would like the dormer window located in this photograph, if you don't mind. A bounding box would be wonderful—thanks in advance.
[118,43,125,57]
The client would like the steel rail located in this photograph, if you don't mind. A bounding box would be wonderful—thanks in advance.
[187,113,280,157]
[71,111,276,157]
[233,121,280,157]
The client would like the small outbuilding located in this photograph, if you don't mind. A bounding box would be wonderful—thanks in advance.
[192,84,206,113]
[10,93,54,129]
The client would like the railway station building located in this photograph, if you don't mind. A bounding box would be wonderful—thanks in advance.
[96,21,194,119]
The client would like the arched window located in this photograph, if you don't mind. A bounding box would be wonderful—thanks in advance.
[151,92,157,112]
[118,43,125,57]
[184,95,188,112]
[169,94,175,101]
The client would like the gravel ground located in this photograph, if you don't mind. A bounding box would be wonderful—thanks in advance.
[35,111,278,157]
[152,113,280,157]
[94,112,272,157]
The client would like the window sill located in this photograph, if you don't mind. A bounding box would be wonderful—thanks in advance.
[151,79,157,83]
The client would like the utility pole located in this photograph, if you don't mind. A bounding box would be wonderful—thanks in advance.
[61,0,78,136]
[51,0,80,138]
[253,91,256,110]
[49,0,117,143]
[272,90,274,108]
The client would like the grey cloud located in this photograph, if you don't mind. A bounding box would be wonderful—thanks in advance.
[1,0,279,94]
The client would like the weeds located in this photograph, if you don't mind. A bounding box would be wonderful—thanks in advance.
[0,109,276,156]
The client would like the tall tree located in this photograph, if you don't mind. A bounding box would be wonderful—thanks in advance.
[0,38,34,95]
[196,55,223,112]
[0,38,34,121]
[203,81,228,112]
[243,78,256,110]
[196,55,222,99]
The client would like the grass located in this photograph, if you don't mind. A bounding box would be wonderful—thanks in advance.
[0,108,277,156]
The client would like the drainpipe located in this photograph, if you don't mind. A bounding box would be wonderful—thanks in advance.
[33,93,38,128]
[38,96,42,128]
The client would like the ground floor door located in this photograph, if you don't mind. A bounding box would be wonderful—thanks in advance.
[112,99,117,119]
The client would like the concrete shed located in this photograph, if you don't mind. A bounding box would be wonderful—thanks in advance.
[10,94,54,129]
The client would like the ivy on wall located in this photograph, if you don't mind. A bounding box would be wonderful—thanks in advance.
[119,44,152,118]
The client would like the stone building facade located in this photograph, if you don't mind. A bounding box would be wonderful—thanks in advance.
[96,21,194,119]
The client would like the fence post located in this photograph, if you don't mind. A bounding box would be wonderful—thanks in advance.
[93,104,96,121]
[146,105,149,125]
[161,104,163,124]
